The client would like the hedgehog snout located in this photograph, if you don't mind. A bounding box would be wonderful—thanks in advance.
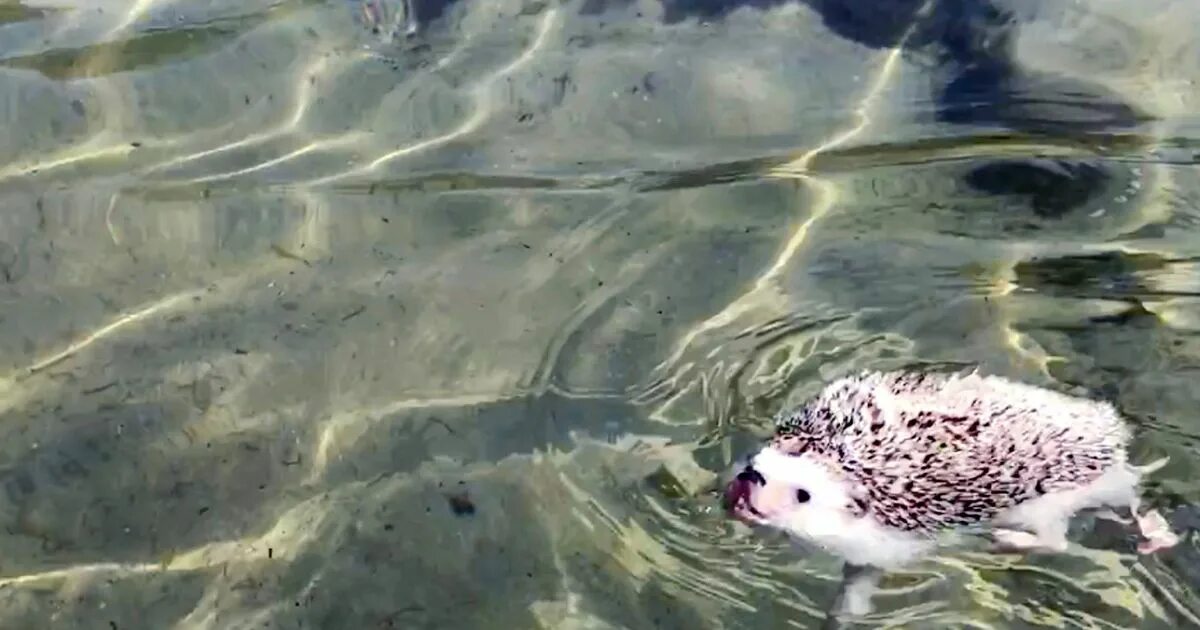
[722,465,765,514]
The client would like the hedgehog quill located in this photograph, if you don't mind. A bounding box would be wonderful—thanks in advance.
[723,369,1180,620]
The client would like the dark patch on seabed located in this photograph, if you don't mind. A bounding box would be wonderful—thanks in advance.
[577,0,1146,221]
[407,0,459,25]
[1013,251,1200,300]
[356,0,461,36]
[964,159,1110,219]
[654,0,1145,131]
[396,0,1146,144]
[363,0,1139,152]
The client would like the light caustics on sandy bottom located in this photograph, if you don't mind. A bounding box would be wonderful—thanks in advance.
[639,1,939,420]
[644,21,1185,412]
[0,0,562,187]
[0,2,1195,627]
[138,5,562,187]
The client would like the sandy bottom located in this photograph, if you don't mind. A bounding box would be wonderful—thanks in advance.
[0,0,1198,627]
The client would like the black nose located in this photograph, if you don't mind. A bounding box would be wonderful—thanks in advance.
[736,465,766,486]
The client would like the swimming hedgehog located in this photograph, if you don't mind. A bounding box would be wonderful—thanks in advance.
[723,369,1180,618]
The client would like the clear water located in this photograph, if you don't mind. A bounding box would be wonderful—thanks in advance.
[1,0,1199,627]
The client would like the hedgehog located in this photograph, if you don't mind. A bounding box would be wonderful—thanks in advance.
[722,369,1180,619]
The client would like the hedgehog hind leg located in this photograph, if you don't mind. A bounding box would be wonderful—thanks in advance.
[1120,462,1180,554]
[1134,510,1178,554]
[1128,496,1180,554]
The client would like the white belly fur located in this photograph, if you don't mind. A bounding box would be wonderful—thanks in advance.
[993,463,1140,534]
[793,514,938,569]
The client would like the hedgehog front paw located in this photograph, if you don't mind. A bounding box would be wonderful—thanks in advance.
[834,564,881,618]
[839,588,874,617]
[991,528,1068,553]
[991,528,1041,552]
[1093,508,1133,525]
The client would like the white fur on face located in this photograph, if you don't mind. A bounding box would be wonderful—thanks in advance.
[746,447,934,568]
[748,447,854,530]
[751,448,843,495]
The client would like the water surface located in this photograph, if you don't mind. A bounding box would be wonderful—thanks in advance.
[1,0,1199,627]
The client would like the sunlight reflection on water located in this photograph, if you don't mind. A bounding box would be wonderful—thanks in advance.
[0,0,1199,627]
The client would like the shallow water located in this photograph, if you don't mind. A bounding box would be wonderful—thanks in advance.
[1,0,1199,627]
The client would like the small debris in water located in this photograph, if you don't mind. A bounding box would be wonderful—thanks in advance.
[446,491,476,516]
[429,417,457,435]
[271,244,311,266]
[83,381,117,395]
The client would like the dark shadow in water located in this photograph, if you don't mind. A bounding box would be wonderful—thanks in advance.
[0,567,211,628]
[319,390,704,487]
[964,159,1109,219]
[0,400,188,566]
[1013,251,1200,300]
[0,19,264,80]
[937,62,1150,135]
[794,0,932,48]
[658,0,795,23]
[275,475,568,629]
[863,0,1142,133]
[0,395,308,573]
[649,0,1147,134]
[0,2,52,26]
[407,0,459,26]
[795,0,1144,219]
[628,0,1147,220]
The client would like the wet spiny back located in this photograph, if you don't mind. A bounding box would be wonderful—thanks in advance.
[773,371,1127,532]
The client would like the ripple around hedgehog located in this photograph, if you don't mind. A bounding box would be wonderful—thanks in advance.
[723,369,1180,622]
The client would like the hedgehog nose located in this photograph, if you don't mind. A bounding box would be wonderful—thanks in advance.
[737,466,766,486]
[722,465,765,513]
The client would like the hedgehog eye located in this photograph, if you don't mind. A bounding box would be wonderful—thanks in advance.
[795,489,811,503]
